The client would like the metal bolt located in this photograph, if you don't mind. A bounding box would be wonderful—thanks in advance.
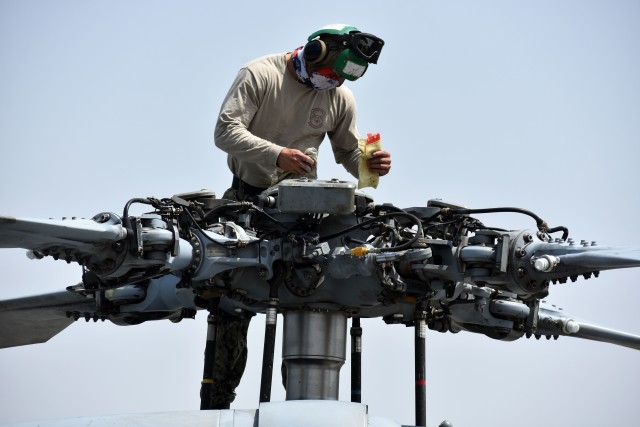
[96,213,111,223]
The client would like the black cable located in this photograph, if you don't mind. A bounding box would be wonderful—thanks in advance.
[343,236,367,246]
[547,226,569,241]
[318,211,423,253]
[122,197,153,219]
[252,207,292,231]
[446,207,569,239]
[201,202,245,221]
[202,202,289,231]
[448,207,546,228]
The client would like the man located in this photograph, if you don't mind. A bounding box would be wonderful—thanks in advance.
[215,23,391,200]
[208,24,391,408]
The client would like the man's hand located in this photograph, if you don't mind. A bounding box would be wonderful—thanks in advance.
[276,148,316,174]
[367,150,391,176]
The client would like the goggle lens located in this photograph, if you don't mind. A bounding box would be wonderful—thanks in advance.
[350,33,384,64]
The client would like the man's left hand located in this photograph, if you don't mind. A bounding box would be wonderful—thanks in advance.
[367,150,392,176]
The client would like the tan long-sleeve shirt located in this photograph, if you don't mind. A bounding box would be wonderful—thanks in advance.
[214,53,361,188]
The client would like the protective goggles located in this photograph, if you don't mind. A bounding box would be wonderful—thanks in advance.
[347,33,384,64]
[331,33,384,81]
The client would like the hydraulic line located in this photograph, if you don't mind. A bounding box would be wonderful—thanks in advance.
[446,207,569,240]
[319,211,424,252]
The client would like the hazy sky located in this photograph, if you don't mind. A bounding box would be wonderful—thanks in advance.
[1,1,639,426]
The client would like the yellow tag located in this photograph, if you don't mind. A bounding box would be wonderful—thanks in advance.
[350,247,370,257]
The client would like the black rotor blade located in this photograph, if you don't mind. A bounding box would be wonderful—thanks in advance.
[571,322,640,351]
[0,290,96,348]
[537,306,640,351]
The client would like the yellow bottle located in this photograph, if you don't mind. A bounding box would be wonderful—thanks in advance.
[357,133,382,189]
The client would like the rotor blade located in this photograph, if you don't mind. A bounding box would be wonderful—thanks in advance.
[559,247,640,270]
[0,290,97,348]
[570,322,640,351]
[537,304,640,351]
[0,215,126,251]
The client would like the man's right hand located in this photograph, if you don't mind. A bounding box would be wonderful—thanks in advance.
[276,148,315,174]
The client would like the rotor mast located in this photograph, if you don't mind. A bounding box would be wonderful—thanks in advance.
[282,310,347,400]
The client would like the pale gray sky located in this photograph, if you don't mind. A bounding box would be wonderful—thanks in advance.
[1,1,639,426]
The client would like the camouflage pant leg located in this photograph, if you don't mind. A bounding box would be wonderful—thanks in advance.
[222,187,240,201]
[207,185,251,408]
[208,315,251,408]
[281,360,287,389]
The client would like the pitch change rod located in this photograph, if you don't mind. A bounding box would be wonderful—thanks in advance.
[350,317,363,403]
[415,307,427,427]
[259,280,279,402]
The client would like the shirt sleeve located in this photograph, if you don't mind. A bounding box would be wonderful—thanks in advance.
[214,67,283,168]
[327,87,361,179]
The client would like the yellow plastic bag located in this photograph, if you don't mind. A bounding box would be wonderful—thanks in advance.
[357,133,381,189]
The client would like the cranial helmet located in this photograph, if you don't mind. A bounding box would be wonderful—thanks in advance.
[303,24,385,81]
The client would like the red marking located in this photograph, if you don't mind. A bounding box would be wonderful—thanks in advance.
[416,379,427,386]
[366,133,381,144]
